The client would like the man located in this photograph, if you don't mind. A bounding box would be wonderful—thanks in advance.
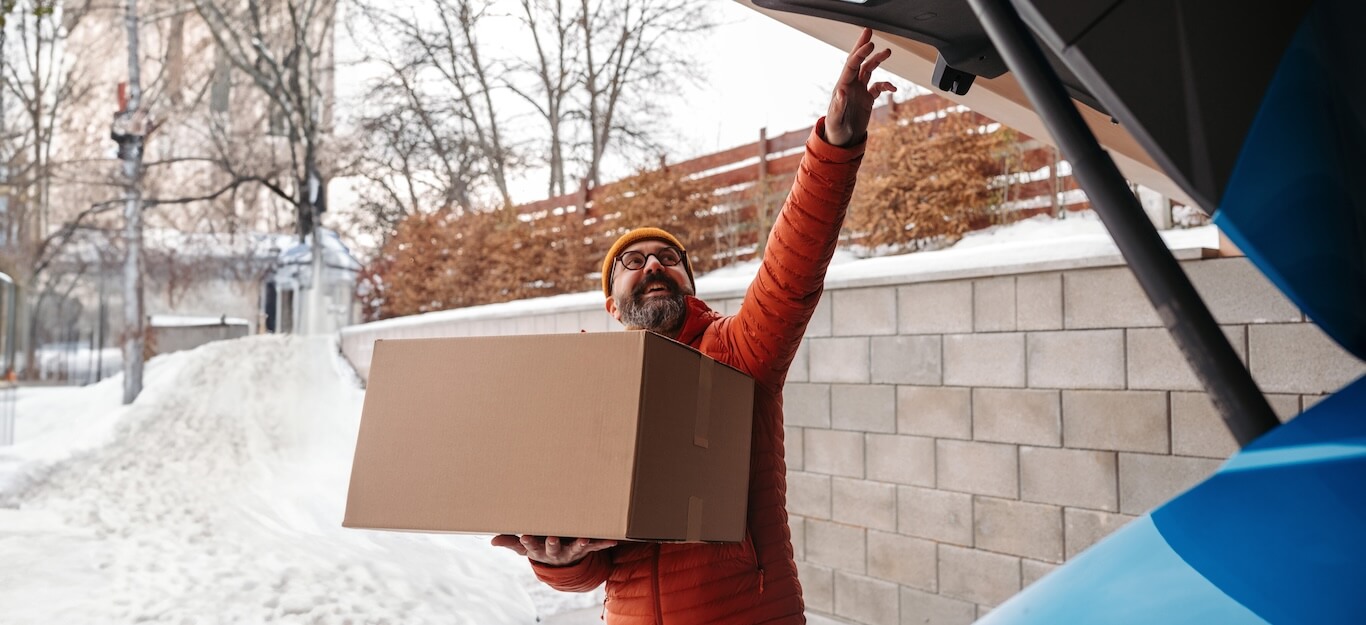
[493,28,895,624]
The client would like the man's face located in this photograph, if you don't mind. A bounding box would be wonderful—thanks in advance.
[605,239,694,335]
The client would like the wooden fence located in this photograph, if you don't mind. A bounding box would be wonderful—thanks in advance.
[514,92,1093,265]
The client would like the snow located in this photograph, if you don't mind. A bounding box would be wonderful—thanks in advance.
[0,335,599,624]
[149,315,251,327]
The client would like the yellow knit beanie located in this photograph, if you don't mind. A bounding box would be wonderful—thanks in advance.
[601,227,695,297]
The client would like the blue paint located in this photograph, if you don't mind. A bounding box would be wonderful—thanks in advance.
[1214,0,1366,360]
[1220,442,1366,473]
[1151,375,1366,624]
[976,516,1268,625]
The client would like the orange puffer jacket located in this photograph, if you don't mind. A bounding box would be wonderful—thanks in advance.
[532,119,865,625]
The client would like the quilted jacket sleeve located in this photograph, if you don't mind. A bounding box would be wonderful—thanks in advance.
[725,117,865,392]
[528,551,613,593]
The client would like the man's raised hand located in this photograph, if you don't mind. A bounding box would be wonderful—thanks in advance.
[825,27,897,147]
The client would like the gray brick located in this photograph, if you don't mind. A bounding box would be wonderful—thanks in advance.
[1127,326,1246,391]
[1021,559,1058,589]
[872,336,942,385]
[943,333,1026,387]
[791,516,806,561]
[974,276,1017,332]
[784,383,830,428]
[788,471,832,519]
[1170,392,1240,459]
[936,440,1018,498]
[1063,390,1169,453]
[834,477,897,531]
[1017,272,1063,331]
[1064,508,1135,559]
[867,434,935,487]
[899,282,973,334]
[938,545,1021,606]
[1268,394,1301,421]
[1020,446,1118,511]
[835,571,900,625]
[1184,257,1302,324]
[900,587,975,625]
[973,388,1061,446]
[973,496,1064,562]
[1249,324,1366,394]
[806,429,865,478]
[869,530,937,592]
[807,519,866,573]
[1027,330,1126,389]
[898,386,971,439]
[832,385,897,432]
[898,486,973,546]
[835,287,899,336]
[809,337,871,384]
[807,295,834,337]
[1118,453,1221,515]
[1064,268,1161,328]
[799,561,835,613]
[786,426,804,471]
[789,340,811,383]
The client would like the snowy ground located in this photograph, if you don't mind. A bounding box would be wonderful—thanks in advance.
[0,335,600,625]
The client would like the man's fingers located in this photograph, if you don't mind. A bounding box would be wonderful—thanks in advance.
[838,29,875,85]
[868,81,897,98]
[491,534,528,555]
[545,536,562,558]
[520,535,545,556]
[858,48,893,84]
[583,539,618,554]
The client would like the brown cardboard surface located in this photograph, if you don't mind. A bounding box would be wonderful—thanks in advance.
[343,331,754,542]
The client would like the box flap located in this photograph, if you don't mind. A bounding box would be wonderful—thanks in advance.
[627,333,754,542]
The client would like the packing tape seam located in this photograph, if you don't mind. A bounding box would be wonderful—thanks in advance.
[694,357,712,448]
[687,496,704,542]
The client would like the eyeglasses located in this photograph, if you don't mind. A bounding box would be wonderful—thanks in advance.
[616,247,685,271]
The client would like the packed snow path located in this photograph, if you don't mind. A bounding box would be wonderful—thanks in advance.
[0,335,594,624]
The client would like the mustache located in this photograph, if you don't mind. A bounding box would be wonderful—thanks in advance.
[632,273,681,298]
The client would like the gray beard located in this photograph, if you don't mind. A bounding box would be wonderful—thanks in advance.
[620,291,687,335]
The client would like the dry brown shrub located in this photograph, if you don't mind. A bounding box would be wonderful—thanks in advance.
[362,162,722,319]
[591,166,720,275]
[847,110,1012,252]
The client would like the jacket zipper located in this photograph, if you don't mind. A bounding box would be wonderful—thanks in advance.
[653,543,664,625]
[747,532,766,595]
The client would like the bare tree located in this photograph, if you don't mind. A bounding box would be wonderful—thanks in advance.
[575,0,711,188]
[507,0,574,197]
[348,0,713,224]
[345,3,488,241]
[190,0,336,241]
[113,0,147,403]
[0,0,104,379]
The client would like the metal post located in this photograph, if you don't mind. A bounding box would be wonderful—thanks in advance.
[965,0,1279,446]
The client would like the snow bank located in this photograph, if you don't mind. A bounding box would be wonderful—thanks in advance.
[0,335,597,624]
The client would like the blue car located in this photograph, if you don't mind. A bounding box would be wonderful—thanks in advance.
[755,0,1364,622]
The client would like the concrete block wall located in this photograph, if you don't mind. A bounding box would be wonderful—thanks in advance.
[784,256,1363,624]
[339,254,1365,625]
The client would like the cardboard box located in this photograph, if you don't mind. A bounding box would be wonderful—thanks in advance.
[344,331,755,542]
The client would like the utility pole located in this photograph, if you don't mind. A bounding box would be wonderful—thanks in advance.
[112,0,147,404]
